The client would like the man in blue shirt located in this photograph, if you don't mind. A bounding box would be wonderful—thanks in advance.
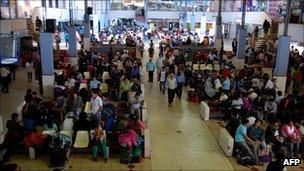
[175,71,185,99]
[146,59,156,82]
[235,118,260,165]
[90,77,100,90]
[222,76,231,92]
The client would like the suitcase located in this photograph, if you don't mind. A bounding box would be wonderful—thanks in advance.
[120,147,132,164]
[219,128,234,157]
[200,101,210,121]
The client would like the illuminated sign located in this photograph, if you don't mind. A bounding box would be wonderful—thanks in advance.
[1,58,18,64]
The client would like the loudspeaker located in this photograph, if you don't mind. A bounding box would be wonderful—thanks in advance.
[45,19,56,33]
[87,7,92,15]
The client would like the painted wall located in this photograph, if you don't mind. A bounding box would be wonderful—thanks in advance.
[0,19,27,35]
[278,23,304,43]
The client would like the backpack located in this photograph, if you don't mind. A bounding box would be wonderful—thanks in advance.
[235,148,255,166]
[131,67,140,77]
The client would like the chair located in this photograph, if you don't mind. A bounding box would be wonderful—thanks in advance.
[60,131,73,138]
[73,131,89,149]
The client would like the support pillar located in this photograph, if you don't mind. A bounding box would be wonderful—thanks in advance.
[274,0,292,94]
[182,0,187,30]
[236,0,247,69]
[68,26,78,66]
[200,16,207,36]
[190,13,195,32]
[216,0,223,64]
[84,0,90,50]
[274,36,291,94]
[100,0,109,29]
[93,14,99,39]
[40,33,54,98]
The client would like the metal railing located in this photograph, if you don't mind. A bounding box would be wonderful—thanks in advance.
[0,34,19,64]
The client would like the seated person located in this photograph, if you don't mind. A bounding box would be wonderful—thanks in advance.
[6,113,22,132]
[235,118,260,165]
[130,92,144,118]
[42,117,58,132]
[225,112,240,137]
[247,119,266,149]
[264,97,277,121]
[62,111,74,131]
[282,120,301,157]
[266,147,287,171]
[265,120,284,152]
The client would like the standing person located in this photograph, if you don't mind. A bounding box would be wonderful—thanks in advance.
[1,67,11,93]
[35,17,42,31]
[175,70,185,99]
[156,55,164,74]
[166,73,177,107]
[232,38,237,54]
[90,90,103,123]
[146,59,155,83]
[148,45,154,58]
[137,39,144,58]
[263,19,270,35]
[26,60,33,82]
[64,30,69,47]
[90,122,108,162]
[235,118,261,165]
[158,66,167,94]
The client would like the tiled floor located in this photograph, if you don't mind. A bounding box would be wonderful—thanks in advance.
[2,40,303,170]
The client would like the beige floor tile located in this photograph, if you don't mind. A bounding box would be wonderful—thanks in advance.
[3,40,290,171]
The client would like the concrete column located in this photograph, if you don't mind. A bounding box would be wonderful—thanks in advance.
[68,26,78,66]
[190,13,195,32]
[200,16,207,36]
[69,0,74,26]
[182,0,187,30]
[100,0,109,29]
[236,0,246,69]
[236,29,247,59]
[83,0,90,50]
[39,33,54,98]
[274,0,292,94]
[216,0,222,39]
[216,0,223,64]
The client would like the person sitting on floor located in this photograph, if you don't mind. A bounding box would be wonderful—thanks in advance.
[42,117,58,132]
[247,119,266,149]
[235,118,261,165]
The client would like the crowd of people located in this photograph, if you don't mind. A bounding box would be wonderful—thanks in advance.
[1,20,304,170]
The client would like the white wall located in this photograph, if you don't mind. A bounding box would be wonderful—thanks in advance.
[146,11,180,20]
[278,23,304,43]
[145,11,271,25]
[109,10,135,19]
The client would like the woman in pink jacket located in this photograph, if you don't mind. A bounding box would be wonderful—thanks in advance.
[282,120,301,157]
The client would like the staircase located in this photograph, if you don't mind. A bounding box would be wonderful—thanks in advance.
[268,20,279,40]
[254,37,266,50]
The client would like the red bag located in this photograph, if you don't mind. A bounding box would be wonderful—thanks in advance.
[24,133,47,148]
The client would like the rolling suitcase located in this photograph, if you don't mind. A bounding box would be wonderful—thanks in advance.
[120,147,132,164]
